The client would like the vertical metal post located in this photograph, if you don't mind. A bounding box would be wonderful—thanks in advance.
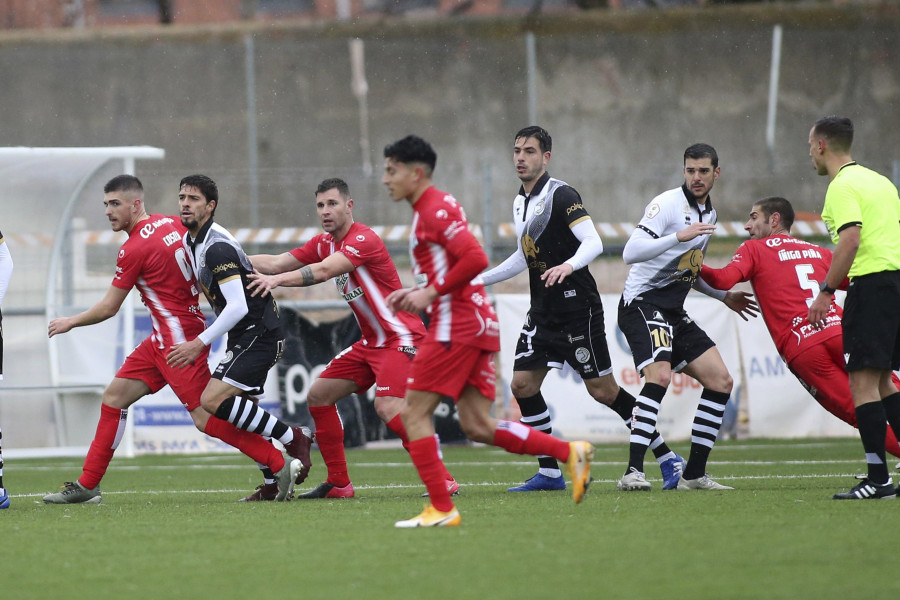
[525,31,537,126]
[765,24,783,174]
[350,39,372,177]
[245,33,259,230]
[121,156,137,457]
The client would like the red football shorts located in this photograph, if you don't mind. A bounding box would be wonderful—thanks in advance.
[407,340,496,401]
[320,340,416,398]
[787,335,858,426]
[116,336,211,411]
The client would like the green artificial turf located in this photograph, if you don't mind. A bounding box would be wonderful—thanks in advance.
[4,439,898,599]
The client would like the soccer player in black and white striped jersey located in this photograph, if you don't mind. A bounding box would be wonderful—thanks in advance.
[617,144,758,491]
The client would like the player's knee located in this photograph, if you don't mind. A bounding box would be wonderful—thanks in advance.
[509,378,538,399]
[587,377,620,406]
[189,410,209,432]
[374,397,403,423]
[708,371,733,394]
[645,370,671,389]
[200,391,222,414]
[306,387,329,408]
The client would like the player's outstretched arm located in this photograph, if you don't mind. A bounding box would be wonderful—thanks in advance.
[480,250,527,287]
[699,263,744,290]
[248,252,303,275]
[247,253,355,297]
[48,285,129,338]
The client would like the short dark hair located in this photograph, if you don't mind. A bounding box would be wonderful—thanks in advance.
[755,196,795,231]
[104,174,143,195]
[813,116,854,153]
[316,177,350,199]
[514,126,552,153]
[179,174,218,216]
[383,135,437,174]
[684,143,719,168]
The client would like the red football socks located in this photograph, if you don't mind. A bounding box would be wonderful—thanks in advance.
[310,405,350,487]
[493,420,570,461]
[79,404,128,490]
[408,435,454,512]
[204,416,285,473]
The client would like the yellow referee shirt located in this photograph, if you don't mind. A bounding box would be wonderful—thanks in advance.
[821,162,900,277]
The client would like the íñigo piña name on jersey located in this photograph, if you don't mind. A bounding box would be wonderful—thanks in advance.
[777,248,823,262]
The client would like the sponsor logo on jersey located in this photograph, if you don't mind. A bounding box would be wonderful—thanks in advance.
[574,347,591,364]
[522,234,539,259]
[674,249,704,281]
[119,249,126,259]
[565,202,584,216]
[568,334,584,342]
[398,346,417,356]
[213,262,238,274]
[342,286,364,302]
[139,216,175,239]
[344,245,361,256]
[564,290,576,298]
[436,209,449,219]
[356,234,365,242]
[376,385,391,392]
[766,237,783,247]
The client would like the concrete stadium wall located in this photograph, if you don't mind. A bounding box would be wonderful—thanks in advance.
[0,4,898,231]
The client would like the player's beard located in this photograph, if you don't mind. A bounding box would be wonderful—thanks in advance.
[181,214,199,230]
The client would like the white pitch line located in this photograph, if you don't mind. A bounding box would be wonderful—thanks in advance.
[16,458,870,473]
[18,472,872,500]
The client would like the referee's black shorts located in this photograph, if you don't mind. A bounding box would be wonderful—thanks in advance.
[843,270,900,372]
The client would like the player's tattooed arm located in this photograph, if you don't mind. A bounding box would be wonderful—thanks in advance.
[299,265,314,286]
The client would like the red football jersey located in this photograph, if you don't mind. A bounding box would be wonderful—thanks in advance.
[112,214,205,349]
[700,232,841,363]
[290,221,424,348]
[409,187,500,351]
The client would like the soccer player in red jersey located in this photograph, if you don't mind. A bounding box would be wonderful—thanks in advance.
[381,135,594,527]
[700,196,900,456]
[248,178,457,499]
[44,175,298,504]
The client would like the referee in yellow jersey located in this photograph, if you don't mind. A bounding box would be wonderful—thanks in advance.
[808,116,900,500]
